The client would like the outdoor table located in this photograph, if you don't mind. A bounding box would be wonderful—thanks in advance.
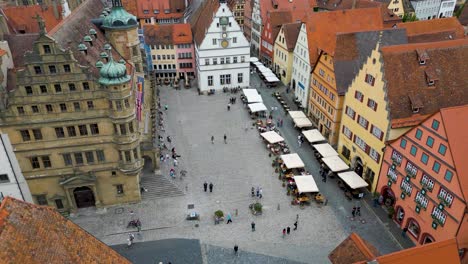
[298,196,310,202]
[315,193,325,203]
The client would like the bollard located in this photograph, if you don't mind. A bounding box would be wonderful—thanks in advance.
[235,209,238,216]
[277,203,280,210]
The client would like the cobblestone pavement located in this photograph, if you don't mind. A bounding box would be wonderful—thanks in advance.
[71,73,402,263]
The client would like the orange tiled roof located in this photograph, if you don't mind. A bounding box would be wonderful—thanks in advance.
[1,5,63,34]
[144,24,173,45]
[329,232,380,264]
[397,18,465,43]
[258,0,316,28]
[172,23,192,44]
[131,0,185,19]
[0,197,131,263]
[0,49,7,56]
[305,8,384,64]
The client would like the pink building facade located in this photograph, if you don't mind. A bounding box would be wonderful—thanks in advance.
[175,43,195,82]
[376,106,468,249]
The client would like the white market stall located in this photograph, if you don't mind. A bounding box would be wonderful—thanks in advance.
[265,75,280,83]
[261,71,276,78]
[293,175,319,193]
[337,171,369,189]
[257,65,269,73]
[248,102,267,113]
[321,156,349,172]
[261,131,284,144]
[313,143,338,158]
[242,89,263,103]
[302,129,326,143]
[289,111,307,119]
[250,57,259,63]
[280,153,305,169]
[293,117,313,128]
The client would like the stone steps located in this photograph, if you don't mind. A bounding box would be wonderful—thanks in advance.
[140,173,185,200]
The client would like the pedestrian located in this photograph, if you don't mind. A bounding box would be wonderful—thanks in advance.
[352,207,356,217]
[164,104,168,111]
[280,119,283,127]
[234,97,236,104]
[298,139,302,147]
[296,214,299,222]
[282,228,286,238]
[171,147,176,153]
[259,188,263,199]
[227,103,231,111]
[173,158,178,167]
[167,136,172,143]
[356,206,361,216]
[211,135,214,144]
[256,187,260,197]
[226,213,232,224]
[286,87,289,93]
[209,182,213,192]
[234,245,239,255]
[293,221,298,230]
[203,182,208,192]
[402,227,408,238]
[287,226,291,234]
[251,221,256,232]
[322,174,327,183]
[251,187,255,197]
[224,134,227,144]
[165,153,170,162]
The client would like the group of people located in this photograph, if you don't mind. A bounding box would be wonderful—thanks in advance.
[297,135,305,147]
[351,206,362,218]
[203,182,214,192]
[211,134,228,144]
[282,215,299,238]
[227,97,237,111]
[319,163,331,183]
[251,186,263,199]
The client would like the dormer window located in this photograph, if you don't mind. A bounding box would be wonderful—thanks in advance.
[84,35,93,46]
[143,9,149,14]
[409,94,423,114]
[424,69,437,87]
[412,107,420,114]
[153,9,159,14]
[164,9,170,14]
[416,49,429,65]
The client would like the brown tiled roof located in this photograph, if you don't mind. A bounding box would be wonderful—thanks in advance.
[381,39,468,127]
[1,5,62,34]
[134,0,185,19]
[305,8,384,64]
[121,0,138,17]
[440,105,468,203]
[173,23,192,44]
[48,0,126,79]
[258,0,316,28]
[190,0,220,46]
[3,33,39,67]
[281,22,302,51]
[144,24,174,45]
[397,18,465,43]
[0,197,130,263]
[329,232,379,264]
[268,10,293,44]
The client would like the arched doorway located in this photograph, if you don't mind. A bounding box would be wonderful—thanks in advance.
[421,233,435,244]
[73,186,96,208]
[406,218,421,240]
[292,79,296,90]
[380,186,396,207]
[395,206,405,225]
[354,157,364,176]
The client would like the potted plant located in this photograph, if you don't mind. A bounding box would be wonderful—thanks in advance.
[387,206,395,219]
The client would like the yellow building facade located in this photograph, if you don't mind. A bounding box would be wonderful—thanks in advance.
[388,0,405,18]
[273,22,301,86]
[149,44,177,81]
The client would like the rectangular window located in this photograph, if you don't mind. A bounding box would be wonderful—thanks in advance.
[120,124,127,135]
[444,170,453,182]
[87,101,94,110]
[63,64,71,72]
[432,161,441,173]
[32,129,42,140]
[78,125,88,136]
[345,106,356,120]
[31,157,40,169]
[116,184,124,194]
[421,153,429,164]
[116,101,122,111]
[41,156,51,168]
[410,145,418,156]
[357,115,369,129]
[208,76,213,86]
[38,85,47,94]
[129,122,134,133]
[125,151,131,162]
[96,150,105,162]
[226,74,231,84]
[233,57,238,63]
[205,59,210,65]
[415,128,423,139]
[0,174,9,183]
[85,151,94,163]
[353,135,367,151]
[438,144,447,155]
[55,127,65,138]
[369,147,381,163]
[63,154,72,166]
[68,83,76,91]
[220,58,225,64]
[426,136,434,147]
[370,125,384,140]
[20,130,31,141]
[400,138,407,149]
[54,84,62,93]
[238,73,243,83]
[73,102,81,111]
[233,37,237,43]
[342,126,353,139]
[43,45,51,54]
[25,86,33,95]
[49,65,57,74]
[90,124,99,135]
[60,103,67,112]
[55,199,64,209]
[74,152,83,165]
[365,73,375,86]
[17,106,24,115]
[213,58,217,65]
[226,57,230,64]
[124,99,130,108]
[83,82,90,90]
[133,148,138,160]
[67,126,77,137]
[31,105,39,113]
[35,195,47,205]
[34,66,42,74]
[46,104,53,112]
[354,91,364,102]
[367,99,378,111]
[212,38,217,45]
[241,56,245,62]
[431,119,440,130]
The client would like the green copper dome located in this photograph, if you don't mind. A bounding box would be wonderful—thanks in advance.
[95,61,104,68]
[99,56,130,85]
[102,3,137,30]
[78,43,87,51]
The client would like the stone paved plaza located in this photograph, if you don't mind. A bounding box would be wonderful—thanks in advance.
[71,74,402,263]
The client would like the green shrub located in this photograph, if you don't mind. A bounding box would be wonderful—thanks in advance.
[254,203,262,212]
[214,210,224,218]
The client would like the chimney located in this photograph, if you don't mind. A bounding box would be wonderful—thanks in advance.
[52,0,60,20]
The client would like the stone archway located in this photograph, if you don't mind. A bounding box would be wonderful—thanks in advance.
[73,186,96,208]
[380,186,396,207]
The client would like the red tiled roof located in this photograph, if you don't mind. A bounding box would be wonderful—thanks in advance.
[0,49,6,56]
[190,0,220,45]
[397,18,465,43]
[0,197,130,263]
[130,0,185,19]
[144,24,174,45]
[329,232,380,263]
[172,23,192,44]
[258,0,316,28]
[1,5,63,34]
[381,39,468,126]
[440,105,468,203]
[316,0,381,10]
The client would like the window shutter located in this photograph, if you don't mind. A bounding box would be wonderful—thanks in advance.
[367,99,370,107]
[355,91,358,99]
[365,144,370,154]
[370,124,374,135]
[371,76,375,86]
[350,132,353,140]
[380,130,384,141]
[353,111,356,119]
[364,74,368,83]
[376,152,381,163]
[342,125,345,133]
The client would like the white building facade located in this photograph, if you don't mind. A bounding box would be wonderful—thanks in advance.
[291,23,311,110]
[0,133,33,202]
[195,3,250,91]
[411,0,456,20]
[250,0,262,57]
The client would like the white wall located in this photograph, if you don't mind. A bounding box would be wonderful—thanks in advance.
[291,24,311,110]
[412,0,442,20]
[0,134,33,202]
[438,0,456,17]
[0,41,14,89]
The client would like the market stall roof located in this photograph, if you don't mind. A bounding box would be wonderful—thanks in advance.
[247,93,263,103]
[242,88,259,97]
[250,57,259,63]
[260,131,284,144]
[261,71,276,77]
[265,75,280,82]
[289,111,307,119]
[322,155,349,172]
[302,129,326,143]
[253,62,262,67]
[257,65,269,73]
[313,143,339,158]
[293,117,313,128]
[337,171,369,189]
[293,175,319,193]
[280,153,305,169]
[248,102,267,113]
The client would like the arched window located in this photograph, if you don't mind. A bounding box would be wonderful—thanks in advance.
[406,218,421,240]
[396,206,405,224]
[421,233,435,244]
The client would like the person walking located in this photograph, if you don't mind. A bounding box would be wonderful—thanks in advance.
[234,245,239,255]
[256,187,260,197]
[356,206,361,216]
[227,103,231,111]
[173,158,178,167]
[127,233,135,248]
[203,182,208,192]
[293,221,298,230]
[259,188,263,199]
[167,136,172,143]
[287,226,291,235]
[282,228,286,238]
[226,213,232,224]
[251,221,256,232]
[211,135,214,144]
[280,119,283,127]
[209,182,213,192]
[251,187,255,197]
[352,207,356,217]
[164,104,168,111]
[224,134,227,144]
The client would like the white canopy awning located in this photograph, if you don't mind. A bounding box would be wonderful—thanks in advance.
[337,171,369,189]
[242,89,263,103]
[248,102,267,113]
[293,175,319,193]
[265,75,280,82]
[293,117,313,128]
[313,143,339,158]
[261,131,284,143]
[289,111,307,119]
[280,153,305,169]
[262,71,276,77]
[302,129,326,143]
[322,156,349,172]
[250,57,259,62]
[253,62,262,67]
[257,65,269,72]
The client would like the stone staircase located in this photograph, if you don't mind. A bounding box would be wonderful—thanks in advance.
[140,172,185,200]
